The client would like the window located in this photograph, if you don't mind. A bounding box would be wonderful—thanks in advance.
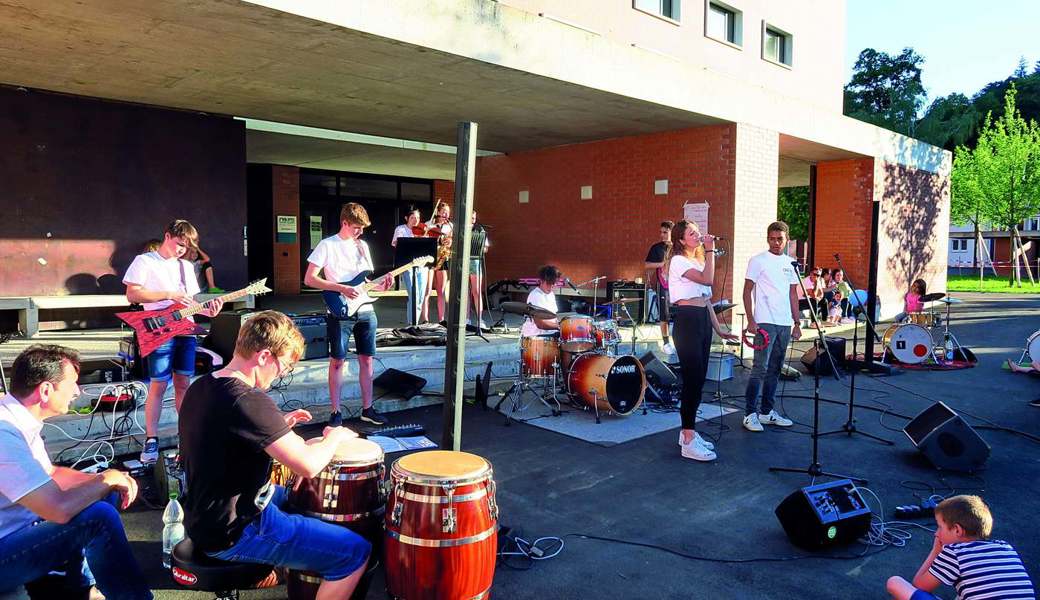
[951,239,968,252]
[762,24,792,66]
[705,2,742,46]
[634,0,681,22]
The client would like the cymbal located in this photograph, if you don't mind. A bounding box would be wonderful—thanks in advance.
[713,301,737,314]
[500,301,557,319]
[920,292,946,302]
[602,297,641,306]
[938,297,963,304]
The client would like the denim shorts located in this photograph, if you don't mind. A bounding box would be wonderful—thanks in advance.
[327,311,377,359]
[910,590,940,600]
[146,336,197,382]
[209,486,370,581]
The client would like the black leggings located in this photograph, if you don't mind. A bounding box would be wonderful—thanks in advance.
[672,305,712,430]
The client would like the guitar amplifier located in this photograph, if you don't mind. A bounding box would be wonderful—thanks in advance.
[606,280,645,325]
[291,314,329,361]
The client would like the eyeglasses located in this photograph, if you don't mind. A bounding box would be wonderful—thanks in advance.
[273,354,295,378]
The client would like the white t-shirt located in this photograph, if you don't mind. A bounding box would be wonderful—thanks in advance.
[391,224,414,246]
[123,251,201,311]
[0,394,54,540]
[307,234,374,286]
[668,255,712,302]
[521,287,558,337]
[745,251,799,326]
[426,219,453,238]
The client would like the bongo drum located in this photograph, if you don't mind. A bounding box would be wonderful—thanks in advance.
[384,451,498,600]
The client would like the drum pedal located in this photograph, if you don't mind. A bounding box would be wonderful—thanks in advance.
[361,423,425,438]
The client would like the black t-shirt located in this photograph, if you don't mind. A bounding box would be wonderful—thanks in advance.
[645,241,669,289]
[179,374,291,552]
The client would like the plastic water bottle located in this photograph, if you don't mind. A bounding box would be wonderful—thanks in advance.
[161,493,185,569]
[944,336,954,361]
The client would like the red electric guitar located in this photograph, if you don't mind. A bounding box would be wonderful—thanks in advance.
[116,279,272,358]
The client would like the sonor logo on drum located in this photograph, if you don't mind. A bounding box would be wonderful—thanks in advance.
[611,364,637,375]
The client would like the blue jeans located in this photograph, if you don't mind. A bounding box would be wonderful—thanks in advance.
[0,493,152,600]
[400,268,428,325]
[744,323,793,416]
[910,590,940,600]
[147,335,197,382]
[209,486,369,581]
[328,311,377,359]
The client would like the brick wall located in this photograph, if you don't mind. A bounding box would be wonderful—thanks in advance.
[814,158,874,288]
[272,165,301,295]
[434,179,455,207]
[474,124,739,300]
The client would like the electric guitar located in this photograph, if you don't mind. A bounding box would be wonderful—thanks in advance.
[116,279,272,358]
[323,256,434,319]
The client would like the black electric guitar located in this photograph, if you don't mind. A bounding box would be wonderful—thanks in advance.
[322,256,434,319]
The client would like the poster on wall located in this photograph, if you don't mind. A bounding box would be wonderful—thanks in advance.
[276,215,297,244]
[309,216,323,249]
[682,202,709,233]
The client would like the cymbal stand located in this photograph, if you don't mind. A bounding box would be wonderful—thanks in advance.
[938,298,965,363]
[620,301,641,356]
[497,359,561,426]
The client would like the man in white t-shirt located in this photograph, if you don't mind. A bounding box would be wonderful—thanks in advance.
[123,219,223,464]
[304,203,393,427]
[0,345,149,599]
[520,265,561,337]
[391,206,430,326]
[741,221,801,432]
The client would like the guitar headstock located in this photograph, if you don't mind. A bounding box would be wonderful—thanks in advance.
[413,255,435,268]
[245,278,273,296]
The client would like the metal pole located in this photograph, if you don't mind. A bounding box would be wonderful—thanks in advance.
[864,198,881,365]
[442,122,477,451]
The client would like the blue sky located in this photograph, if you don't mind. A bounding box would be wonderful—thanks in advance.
[846,0,1039,104]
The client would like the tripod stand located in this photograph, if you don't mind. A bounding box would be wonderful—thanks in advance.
[819,254,892,445]
[769,262,866,484]
[497,362,561,425]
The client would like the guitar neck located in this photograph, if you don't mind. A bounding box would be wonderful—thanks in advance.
[355,261,424,293]
[180,288,251,317]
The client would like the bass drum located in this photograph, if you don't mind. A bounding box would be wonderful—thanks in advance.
[1027,330,1040,362]
[883,323,933,365]
[567,354,645,416]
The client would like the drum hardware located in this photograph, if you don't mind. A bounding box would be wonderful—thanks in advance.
[499,337,562,424]
[919,292,946,302]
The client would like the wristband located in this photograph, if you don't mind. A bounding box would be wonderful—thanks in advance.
[743,327,769,350]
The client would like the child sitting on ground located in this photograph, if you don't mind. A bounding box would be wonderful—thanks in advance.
[824,291,844,326]
[885,495,1034,600]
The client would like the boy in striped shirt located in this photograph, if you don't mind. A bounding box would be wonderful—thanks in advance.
[887,495,1034,600]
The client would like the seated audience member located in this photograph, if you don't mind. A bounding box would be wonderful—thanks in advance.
[0,345,151,600]
[1006,358,1040,407]
[832,269,854,318]
[799,267,824,319]
[885,495,1033,600]
[179,311,370,599]
[188,246,223,294]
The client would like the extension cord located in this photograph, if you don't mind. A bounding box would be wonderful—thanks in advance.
[893,499,938,519]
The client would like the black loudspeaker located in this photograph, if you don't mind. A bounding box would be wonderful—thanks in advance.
[639,352,680,404]
[800,336,846,375]
[902,402,989,472]
[205,311,254,362]
[607,280,645,325]
[290,314,330,361]
[374,368,427,401]
[775,479,872,549]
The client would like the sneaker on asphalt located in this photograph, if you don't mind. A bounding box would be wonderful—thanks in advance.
[140,437,159,464]
[759,410,793,427]
[328,411,343,427]
[742,413,764,432]
[677,431,714,450]
[661,342,676,355]
[360,407,389,426]
[681,442,717,461]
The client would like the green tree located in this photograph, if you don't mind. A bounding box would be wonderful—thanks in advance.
[1014,56,1028,79]
[844,47,926,136]
[916,93,977,150]
[777,186,809,242]
[955,85,1040,285]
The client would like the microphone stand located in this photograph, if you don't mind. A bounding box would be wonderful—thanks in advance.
[769,262,866,484]
[818,254,892,445]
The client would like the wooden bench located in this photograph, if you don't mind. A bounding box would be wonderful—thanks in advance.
[0,294,256,338]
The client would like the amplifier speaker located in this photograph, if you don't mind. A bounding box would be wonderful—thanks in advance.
[77,358,127,385]
[204,311,254,362]
[290,314,330,361]
[902,402,989,472]
[775,479,872,549]
[800,336,846,376]
[639,352,680,403]
[606,281,645,325]
[374,368,427,401]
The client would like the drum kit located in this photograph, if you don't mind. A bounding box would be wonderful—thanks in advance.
[499,299,647,423]
[273,441,499,600]
[882,292,969,366]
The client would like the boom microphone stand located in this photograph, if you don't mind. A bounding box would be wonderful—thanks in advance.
[818,254,892,445]
[769,261,866,484]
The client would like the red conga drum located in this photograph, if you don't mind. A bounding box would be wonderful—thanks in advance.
[286,437,386,600]
[384,451,498,600]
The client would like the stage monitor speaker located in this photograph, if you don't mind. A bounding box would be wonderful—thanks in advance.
[607,280,645,325]
[205,311,255,362]
[800,336,846,376]
[902,402,989,472]
[374,368,427,401]
[775,479,872,549]
[639,352,680,403]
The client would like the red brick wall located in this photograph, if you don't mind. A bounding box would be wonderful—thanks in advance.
[813,158,874,287]
[474,124,738,300]
[272,165,301,295]
[434,179,455,207]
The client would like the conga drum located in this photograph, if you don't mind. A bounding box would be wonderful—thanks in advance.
[286,437,386,600]
[384,451,498,600]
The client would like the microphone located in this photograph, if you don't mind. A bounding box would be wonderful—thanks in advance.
[707,234,726,241]
[791,260,802,268]
[565,277,578,291]
[712,248,726,257]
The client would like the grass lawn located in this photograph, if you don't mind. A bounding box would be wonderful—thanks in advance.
[947,273,1040,293]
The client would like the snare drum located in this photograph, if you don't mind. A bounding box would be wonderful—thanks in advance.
[908,312,938,327]
[520,334,560,379]
[385,451,498,600]
[593,319,620,351]
[883,323,933,365]
[559,314,595,352]
[567,353,645,416]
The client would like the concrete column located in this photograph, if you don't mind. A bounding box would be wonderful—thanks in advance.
[272,165,301,295]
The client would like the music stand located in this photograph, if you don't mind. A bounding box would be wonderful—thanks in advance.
[394,237,438,326]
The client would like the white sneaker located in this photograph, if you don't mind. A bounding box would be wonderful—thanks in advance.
[681,441,717,461]
[661,342,676,355]
[742,413,764,432]
[759,410,793,427]
[677,431,714,450]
